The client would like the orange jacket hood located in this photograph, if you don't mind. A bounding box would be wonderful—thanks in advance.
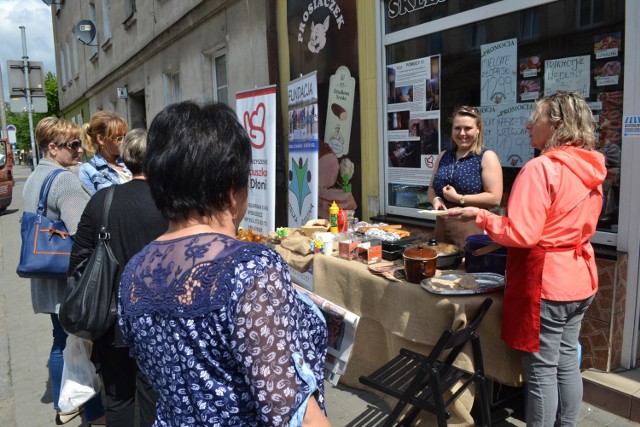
[543,145,606,189]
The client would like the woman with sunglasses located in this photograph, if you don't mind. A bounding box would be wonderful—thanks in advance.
[23,117,106,425]
[79,111,132,195]
[427,106,503,248]
[448,92,605,426]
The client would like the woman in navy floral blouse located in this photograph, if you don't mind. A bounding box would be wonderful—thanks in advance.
[118,101,330,426]
[427,106,503,248]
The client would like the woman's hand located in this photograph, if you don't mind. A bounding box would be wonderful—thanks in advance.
[432,196,448,211]
[442,185,460,203]
[445,206,480,222]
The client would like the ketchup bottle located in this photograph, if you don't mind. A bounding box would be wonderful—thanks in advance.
[337,208,349,233]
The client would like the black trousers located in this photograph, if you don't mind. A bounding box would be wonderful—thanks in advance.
[94,329,158,427]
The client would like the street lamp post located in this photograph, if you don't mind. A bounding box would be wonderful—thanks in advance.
[20,26,40,167]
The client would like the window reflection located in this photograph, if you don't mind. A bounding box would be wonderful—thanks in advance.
[383,0,624,235]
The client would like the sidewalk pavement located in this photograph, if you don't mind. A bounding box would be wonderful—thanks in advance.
[0,163,638,426]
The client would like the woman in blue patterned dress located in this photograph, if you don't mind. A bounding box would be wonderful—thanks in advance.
[427,106,503,248]
[118,101,330,426]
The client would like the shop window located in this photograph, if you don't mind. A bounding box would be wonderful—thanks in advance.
[577,0,605,28]
[465,22,486,49]
[381,0,625,240]
[384,0,502,34]
[212,53,228,105]
[519,8,540,40]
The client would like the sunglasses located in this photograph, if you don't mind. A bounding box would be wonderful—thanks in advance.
[58,140,82,150]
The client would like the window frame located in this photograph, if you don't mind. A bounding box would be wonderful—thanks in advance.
[162,70,181,106]
[212,50,228,104]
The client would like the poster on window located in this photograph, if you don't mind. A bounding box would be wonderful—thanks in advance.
[480,38,518,106]
[236,86,277,236]
[479,103,535,168]
[288,72,319,227]
[543,55,591,97]
[385,55,441,189]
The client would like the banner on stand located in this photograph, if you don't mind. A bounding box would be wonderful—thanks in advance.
[287,72,319,227]
[236,85,277,236]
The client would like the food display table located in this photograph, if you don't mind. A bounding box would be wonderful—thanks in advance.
[311,254,524,425]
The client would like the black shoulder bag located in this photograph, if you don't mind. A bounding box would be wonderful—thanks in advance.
[60,185,119,341]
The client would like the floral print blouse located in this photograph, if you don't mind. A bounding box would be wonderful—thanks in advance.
[118,233,328,426]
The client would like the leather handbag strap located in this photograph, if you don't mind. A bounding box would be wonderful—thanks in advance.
[37,169,67,216]
[98,185,116,242]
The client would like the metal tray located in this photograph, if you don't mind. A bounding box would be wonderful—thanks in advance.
[421,273,505,295]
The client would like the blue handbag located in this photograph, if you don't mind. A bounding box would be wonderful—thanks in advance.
[17,169,74,279]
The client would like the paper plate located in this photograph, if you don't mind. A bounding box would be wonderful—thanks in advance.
[421,273,505,295]
[417,209,450,216]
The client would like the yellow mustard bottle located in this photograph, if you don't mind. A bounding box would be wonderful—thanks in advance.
[329,201,339,234]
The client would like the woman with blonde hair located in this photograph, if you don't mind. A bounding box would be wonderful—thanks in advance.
[449,92,606,426]
[427,106,503,248]
[23,117,106,425]
[79,111,132,194]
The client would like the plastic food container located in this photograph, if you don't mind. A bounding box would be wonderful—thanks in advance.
[464,234,507,275]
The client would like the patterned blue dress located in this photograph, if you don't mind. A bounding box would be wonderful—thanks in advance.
[118,233,328,426]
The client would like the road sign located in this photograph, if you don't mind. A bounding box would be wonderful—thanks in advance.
[9,96,48,114]
[7,125,16,144]
[6,60,46,97]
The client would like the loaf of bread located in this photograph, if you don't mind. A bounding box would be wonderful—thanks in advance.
[430,275,479,290]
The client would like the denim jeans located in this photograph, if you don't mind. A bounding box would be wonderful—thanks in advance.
[521,295,594,427]
[50,314,105,419]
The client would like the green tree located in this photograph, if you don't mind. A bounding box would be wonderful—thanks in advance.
[5,72,59,151]
[44,72,59,116]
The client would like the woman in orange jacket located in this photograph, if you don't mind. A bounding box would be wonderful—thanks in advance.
[449,91,606,426]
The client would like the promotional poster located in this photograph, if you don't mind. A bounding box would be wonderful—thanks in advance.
[236,85,277,235]
[288,72,319,227]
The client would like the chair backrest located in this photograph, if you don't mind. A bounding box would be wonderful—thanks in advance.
[427,298,493,366]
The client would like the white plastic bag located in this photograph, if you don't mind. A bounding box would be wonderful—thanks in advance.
[58,335,101,412]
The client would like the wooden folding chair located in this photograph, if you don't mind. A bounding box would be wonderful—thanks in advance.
[359,297,493,426]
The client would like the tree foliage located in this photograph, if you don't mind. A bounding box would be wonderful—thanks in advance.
[4,72,59,151]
